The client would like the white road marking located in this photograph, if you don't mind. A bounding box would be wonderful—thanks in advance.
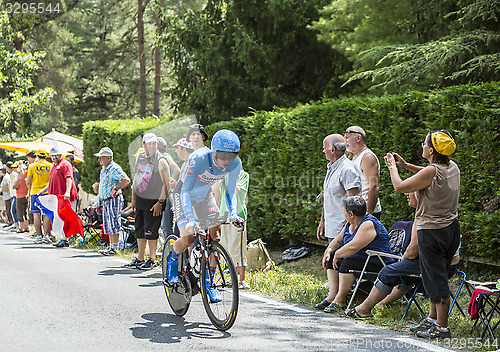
[239,291,310,313]
[393,337,457,352]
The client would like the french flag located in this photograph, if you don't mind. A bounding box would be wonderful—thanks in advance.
[36,195,84,240]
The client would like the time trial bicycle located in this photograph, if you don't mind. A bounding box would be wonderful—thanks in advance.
[162,213,240,331]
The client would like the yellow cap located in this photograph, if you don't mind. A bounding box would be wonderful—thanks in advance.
[36,149,48,158]
[430,130,456,156]
[134,147,145,157]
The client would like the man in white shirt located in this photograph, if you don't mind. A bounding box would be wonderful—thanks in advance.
[314,134,361,312]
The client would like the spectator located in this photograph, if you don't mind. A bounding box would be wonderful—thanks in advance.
[0,167,13,227]
[26,149,52,244]
[348,192,462,318]
[95,147,131,256]
[90,182,103,209]
[345,126,382,219]
[169,138,194,232]
[346,192,419,318]
[65,153,80,211]
[6,161,19,231]
[214,169,250,289]
[12,161,29,233]
[25,151,37,236]
[384,130,460,339]
[157,137,180,240]
[126,133,170,269]
[320,196,395,313]
[187,123,208,151]
[65,153,80,191]
[38,147,79,247]
[314,134,361,311]
[170,138,194,190]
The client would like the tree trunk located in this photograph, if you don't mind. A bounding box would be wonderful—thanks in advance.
[137,0,148,118]
[153,47,161,117]
[153,0,164,117]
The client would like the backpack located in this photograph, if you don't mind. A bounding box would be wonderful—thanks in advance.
[246,239,275,272]
[281,243,310,262]
[388,229,406,257]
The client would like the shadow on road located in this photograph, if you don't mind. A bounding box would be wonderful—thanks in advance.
[97,267,164,286]
[64,254,103,259]
[138,272,163,288]
[98,266,141,276]
[130,312,229,343]
[19,246,56,250]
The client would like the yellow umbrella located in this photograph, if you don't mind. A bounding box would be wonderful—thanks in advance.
[0,141,52,154]
[0,141,84,163]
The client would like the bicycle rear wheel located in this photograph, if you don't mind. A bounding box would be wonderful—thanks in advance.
[200,241,239,331]
[162,235,192,316]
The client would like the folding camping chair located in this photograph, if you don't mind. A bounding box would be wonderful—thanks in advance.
[82,207,104,246]
[401,269,467,320]
[465,280,500,342]
[347,221,413,310]
[347,219,467,320]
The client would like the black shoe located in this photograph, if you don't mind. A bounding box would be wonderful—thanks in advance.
[124,258,145,268]
[410,317,436,333]
[138,258,158,270]
[416,324,451,339]
[53,240,69,247]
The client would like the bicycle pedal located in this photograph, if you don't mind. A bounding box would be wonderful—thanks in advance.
[163,278,179,288]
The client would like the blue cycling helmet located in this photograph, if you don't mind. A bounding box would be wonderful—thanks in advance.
[211,129,240,153]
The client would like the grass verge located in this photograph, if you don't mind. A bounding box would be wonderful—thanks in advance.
[70,234,499,351]
[244,248,500,352]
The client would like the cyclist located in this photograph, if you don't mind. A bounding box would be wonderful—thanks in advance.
[167,129,244,302]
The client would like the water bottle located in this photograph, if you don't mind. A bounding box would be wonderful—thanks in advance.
[190,244,202,279]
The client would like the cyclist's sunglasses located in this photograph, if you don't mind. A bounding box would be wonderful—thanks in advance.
[216,151,238,162]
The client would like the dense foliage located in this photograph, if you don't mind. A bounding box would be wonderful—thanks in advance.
[25,0,151,134]
[312,0,500,92]
[81,115,195,195]
[0,12,54,133]
[159,0,350,124]
[81,118,163,194]
[208,81,500,260]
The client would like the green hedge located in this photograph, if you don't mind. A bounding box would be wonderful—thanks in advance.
[82,118,164,196]
[82,116,197,199]
[208,81,500,260]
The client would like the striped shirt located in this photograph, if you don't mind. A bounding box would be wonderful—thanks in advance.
[98,161,127,199]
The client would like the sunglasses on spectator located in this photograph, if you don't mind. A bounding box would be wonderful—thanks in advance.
[344,130,363,136]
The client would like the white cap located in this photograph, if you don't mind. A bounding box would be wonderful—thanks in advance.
[142,133,158,144]
[94,147,113,157]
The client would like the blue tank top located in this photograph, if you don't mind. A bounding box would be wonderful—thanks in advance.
[343,214,396,265]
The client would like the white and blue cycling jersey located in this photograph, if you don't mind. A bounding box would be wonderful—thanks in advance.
[180,148,241,225]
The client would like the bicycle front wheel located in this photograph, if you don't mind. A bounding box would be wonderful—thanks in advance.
[162,235,192,316]
[200,241,239,331]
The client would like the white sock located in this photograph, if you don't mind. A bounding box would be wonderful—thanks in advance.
[428,317,437,324]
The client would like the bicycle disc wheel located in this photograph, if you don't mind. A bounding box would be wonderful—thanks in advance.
[200,241,239,331]
[162,235,192,316]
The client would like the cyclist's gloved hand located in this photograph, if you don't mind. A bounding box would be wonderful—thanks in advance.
[186,218,200,234]
[231,214,244,228]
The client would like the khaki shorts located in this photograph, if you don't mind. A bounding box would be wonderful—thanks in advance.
[220,223,247,267]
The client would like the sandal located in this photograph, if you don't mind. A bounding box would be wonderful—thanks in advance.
[345,307,372,319]
[324,302,346,313]
[314,299,331,310]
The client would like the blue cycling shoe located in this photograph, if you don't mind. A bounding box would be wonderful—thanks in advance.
[205,270,222,303]
[166,251,179,284]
